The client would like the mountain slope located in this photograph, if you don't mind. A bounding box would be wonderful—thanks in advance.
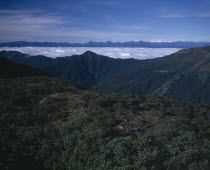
[0,50,142,87]
[0,59,210,169]
[0,46,210,104]
[94,46,210,104]
[0,56,48,78]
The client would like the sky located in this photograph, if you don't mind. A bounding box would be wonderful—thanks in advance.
[0,0,210,42]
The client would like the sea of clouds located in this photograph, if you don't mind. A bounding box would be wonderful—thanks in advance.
[0,47,180,60]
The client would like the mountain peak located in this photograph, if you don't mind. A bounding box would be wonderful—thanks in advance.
[83,51,97,55]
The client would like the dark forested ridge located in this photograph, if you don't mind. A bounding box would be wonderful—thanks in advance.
[0,50,142,87]
[0,58,210,169]
[1,46,210,104]
[0,57,49,78]
[94,46,210,104]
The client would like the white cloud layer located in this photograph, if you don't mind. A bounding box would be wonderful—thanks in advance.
[0,47,180,60]
[160,12,210,18]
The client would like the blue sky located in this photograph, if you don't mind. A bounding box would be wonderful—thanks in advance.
[0,0,210,42]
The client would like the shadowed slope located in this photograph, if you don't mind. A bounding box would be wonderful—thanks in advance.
[0,46,210,104]
[0,57,48,78]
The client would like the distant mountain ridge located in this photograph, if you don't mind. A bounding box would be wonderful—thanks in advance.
[0,46,210,104]
[1,40,210,48]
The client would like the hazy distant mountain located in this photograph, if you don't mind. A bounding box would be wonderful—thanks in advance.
[1,46,210,104]
[1,40,210,48]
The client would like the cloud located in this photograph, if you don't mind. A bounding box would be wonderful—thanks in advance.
[160,12,210,18]
[150,40,172,42]
[120,53,131,57]
[0,9,44,14]
[0,9,65,24]
[115,24,151,31]
[197,13,210,17]
[0,47,180,60]
[0,9,76,41]
[86,0,122,7]
[0,9,147,42]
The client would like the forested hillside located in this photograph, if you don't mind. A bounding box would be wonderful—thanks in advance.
[0,58,210,169]
[1,46,210,104]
